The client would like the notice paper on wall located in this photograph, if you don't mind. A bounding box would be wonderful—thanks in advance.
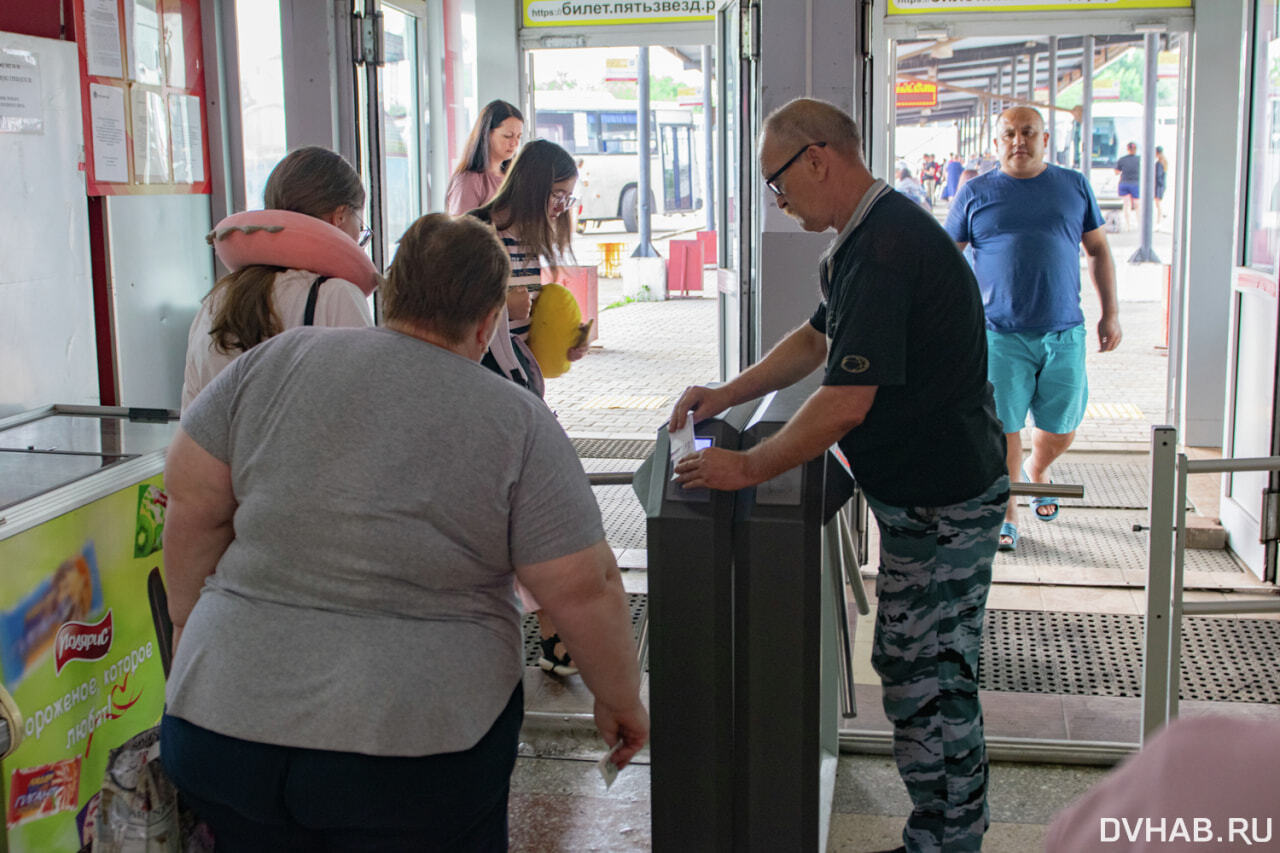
[89,83,128,182]
[163,5,185,89]
[168,93,203,183]
[84,0,124,78]
[0,48,42,134]
[130,86,170,182]
[130,0,164,86]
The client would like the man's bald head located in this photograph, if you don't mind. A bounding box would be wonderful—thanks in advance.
[997,106,1045,133]
[761,98,863,163]
[757,98,874,233]
[994,106,1050,178]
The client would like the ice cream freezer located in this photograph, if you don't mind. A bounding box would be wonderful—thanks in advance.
[0,404,179,851]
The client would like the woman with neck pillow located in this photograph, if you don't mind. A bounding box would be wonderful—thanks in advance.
[468,139,590,677]
[182,147,378,410]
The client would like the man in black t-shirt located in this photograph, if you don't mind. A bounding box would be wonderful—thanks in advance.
[1115,141,1142,229]
[668,98,1007,853]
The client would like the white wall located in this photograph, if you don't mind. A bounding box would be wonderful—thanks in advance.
[1181,1,1246,446]
[473,0,521,110]
[756,0,859,354]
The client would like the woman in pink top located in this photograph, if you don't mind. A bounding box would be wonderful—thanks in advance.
[445,100,524,214]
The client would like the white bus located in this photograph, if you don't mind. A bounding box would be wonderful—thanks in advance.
[1057,101,1176,208]
[533,92,702,231]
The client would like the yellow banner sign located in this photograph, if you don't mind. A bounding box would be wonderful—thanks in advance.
[896,80,939,108]
[524,0,716,27]
[888,0,1191,13]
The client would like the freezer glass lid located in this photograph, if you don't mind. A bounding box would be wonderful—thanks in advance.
[0,450,133,510]
[0,413,178,456]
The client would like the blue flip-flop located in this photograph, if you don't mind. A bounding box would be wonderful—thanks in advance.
[1032,494,1059,521]
[997,521,1018,552]
[1021,465,1060,522]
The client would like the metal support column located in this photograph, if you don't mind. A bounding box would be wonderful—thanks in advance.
[1027,50,1037,104]
[703,44,715,233]
[1130,32,1161,263]
[1081,35,1094,175]
[1048,36,1058,164]
[633,46,659,257]
[1141,426,1177,742]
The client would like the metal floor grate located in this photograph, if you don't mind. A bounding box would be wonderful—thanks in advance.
[994,509,1242,573]
[587,459,648,550]
[981,609,1280,703]
[522,593,648,671]
[572,437,656,459]
[586,477,1237,572]
[1013,462,1186,510]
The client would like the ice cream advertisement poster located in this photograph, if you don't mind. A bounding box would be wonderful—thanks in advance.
[0,475,167,851]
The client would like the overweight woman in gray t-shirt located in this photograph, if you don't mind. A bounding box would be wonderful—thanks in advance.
[159,213,648,850]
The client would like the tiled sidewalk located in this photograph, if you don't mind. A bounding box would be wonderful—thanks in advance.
[546,275,1169,449]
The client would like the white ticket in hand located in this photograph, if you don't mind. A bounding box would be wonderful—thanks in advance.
[597,740,625,789]
[669,414,697,480]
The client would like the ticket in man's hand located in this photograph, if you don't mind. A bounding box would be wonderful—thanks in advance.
[597,740,625,789]
[668,413,696,480]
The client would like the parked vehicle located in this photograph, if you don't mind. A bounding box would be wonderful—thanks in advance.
[533,91,702,231]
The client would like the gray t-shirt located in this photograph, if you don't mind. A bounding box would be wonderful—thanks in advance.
[166,325,604,756]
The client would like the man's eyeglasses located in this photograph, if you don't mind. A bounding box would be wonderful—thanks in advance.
[550,192,579,211]
[765,141,826,196]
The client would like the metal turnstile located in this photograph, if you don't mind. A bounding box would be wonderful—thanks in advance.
[734,381,855,851]
[636,403,753,852]
[638,377,859,852]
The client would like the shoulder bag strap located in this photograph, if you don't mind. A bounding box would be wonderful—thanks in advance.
[302,275,330,326]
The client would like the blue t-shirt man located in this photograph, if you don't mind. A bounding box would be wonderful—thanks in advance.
[942,105,1120,554]
[945,163,1103,333]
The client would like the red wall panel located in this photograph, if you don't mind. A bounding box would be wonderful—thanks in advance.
[0,0,73,41]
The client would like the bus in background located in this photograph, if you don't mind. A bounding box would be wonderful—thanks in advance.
[533,91,702,232]
[1061,101,1176,210]
[1086,100,1145,207]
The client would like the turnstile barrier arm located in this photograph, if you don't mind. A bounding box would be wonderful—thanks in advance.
[824,511,859,719]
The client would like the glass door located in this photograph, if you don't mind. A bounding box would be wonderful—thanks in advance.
[354,0,429,282]
[717,0,758,377]
[716,1,742,378]
[234,0,286,210]
[1223,1,1280,581]
[380,4,427,261]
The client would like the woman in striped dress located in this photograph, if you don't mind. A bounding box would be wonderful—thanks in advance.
[469,139,590,675]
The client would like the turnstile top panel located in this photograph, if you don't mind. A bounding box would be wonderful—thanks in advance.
[0,413,178,456]
[0,449,133,510]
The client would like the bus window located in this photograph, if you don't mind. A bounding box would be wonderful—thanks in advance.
[662,125,695,210]
[530,99,699,228]
[1092,118,1119,169]
[536,111,599,155]
[599,111,656,155]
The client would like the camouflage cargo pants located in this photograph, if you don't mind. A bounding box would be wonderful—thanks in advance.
[866,475,1008,853]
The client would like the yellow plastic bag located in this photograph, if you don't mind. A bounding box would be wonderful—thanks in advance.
[527,283,584,379]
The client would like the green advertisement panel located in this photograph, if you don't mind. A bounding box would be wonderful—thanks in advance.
[0,476,167,851]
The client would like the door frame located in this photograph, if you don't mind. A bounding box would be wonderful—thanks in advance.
[870,0,1195,449]
[1220,271,1279,578]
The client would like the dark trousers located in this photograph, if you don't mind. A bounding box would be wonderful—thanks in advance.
[160,683,522,852]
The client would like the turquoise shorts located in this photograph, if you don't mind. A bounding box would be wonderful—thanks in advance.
[986,325,1088,435]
